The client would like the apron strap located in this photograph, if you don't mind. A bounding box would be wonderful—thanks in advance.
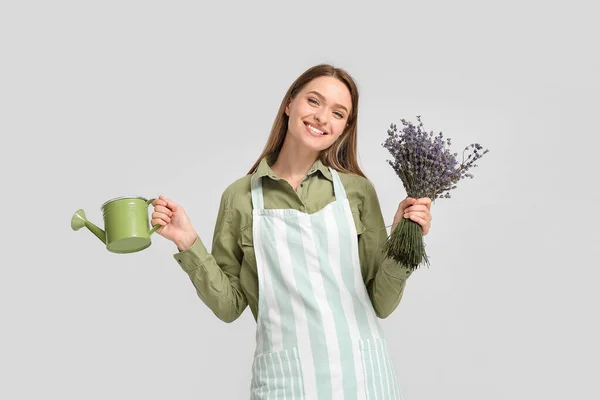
[329,168,347,201]
[250,173,265,210]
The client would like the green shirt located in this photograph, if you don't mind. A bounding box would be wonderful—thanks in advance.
[173,154,413,323]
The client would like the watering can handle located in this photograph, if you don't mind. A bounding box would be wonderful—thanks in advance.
[146,198,161,235]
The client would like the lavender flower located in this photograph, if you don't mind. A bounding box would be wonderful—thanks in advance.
[381,115,490,269]
[383,115,489,201]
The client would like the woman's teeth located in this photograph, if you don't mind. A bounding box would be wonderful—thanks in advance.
[307,124,325,135]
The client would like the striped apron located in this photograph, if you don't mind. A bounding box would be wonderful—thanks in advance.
[249,167,404,400]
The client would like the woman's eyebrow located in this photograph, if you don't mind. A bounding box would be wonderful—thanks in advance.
[307,90,349,113]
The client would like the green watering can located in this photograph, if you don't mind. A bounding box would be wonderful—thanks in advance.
[71,196,161,254]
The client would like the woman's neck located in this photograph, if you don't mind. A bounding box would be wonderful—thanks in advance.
[270,137,319,188]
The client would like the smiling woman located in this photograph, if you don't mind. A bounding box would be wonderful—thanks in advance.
[149,63,433,399]
[247,64,363,181]
[269,75,354,185]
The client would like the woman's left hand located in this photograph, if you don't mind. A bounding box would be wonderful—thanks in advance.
[393,197,433,236]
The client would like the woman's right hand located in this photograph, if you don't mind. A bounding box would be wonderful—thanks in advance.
[150,195,198,251]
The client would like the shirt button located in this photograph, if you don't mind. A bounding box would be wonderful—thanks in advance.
[300,183,304,187]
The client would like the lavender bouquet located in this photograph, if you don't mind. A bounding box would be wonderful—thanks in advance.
[382,115,489,270]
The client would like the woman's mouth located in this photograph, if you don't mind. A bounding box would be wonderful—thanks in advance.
[305,122,327,136]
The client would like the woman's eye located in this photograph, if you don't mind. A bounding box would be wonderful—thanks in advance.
[308,98,318,105]
[334,112,344,118]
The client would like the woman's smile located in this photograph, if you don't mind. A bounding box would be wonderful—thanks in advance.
[304,121,328,137]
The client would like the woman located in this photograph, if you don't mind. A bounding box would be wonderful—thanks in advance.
[151,64,432,399]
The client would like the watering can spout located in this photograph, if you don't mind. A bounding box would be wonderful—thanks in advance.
[71,209,106,243]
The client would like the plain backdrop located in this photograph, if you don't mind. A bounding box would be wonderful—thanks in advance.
[1,1,598,399]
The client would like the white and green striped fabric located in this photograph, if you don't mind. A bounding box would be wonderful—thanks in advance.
[249,167,403,400]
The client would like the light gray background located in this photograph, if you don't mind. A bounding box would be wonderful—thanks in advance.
[1,1,598,399]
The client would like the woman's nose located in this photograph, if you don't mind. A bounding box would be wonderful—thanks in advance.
[314,110,327,125]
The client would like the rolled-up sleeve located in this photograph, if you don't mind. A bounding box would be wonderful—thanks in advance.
[358,179,414,319]
[173,188,248,323]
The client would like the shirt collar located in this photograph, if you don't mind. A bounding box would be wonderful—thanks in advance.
[254,152,333,181]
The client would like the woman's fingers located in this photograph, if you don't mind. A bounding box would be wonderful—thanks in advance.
[415,197,432,208]
[151,217,167,226]
[152,210,172,223]
[400,197,432,215]
[149,196,194,242]
[403,204,431,215]
[151,209,171,227]
[154,205,173,217]
[404,208,432,224]
[150,201,174,224]
[152,196,179,211]
[159,195,179,211]
[397,197,416,213]
[404,210,428,220]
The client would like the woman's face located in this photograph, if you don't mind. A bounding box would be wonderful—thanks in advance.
[285,76,352,154]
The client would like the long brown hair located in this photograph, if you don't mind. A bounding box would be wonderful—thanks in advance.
[247,64,366,178]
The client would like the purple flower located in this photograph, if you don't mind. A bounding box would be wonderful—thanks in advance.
[382,116,489,201]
